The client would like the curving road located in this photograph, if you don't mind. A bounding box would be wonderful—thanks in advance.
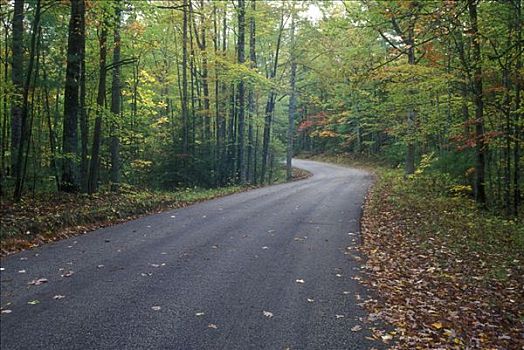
[1,159,377,350]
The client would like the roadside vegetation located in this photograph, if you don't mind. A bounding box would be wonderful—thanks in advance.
[0,166,310,255]
[306,153,523,349]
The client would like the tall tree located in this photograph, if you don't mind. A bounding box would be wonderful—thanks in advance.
[61,0,85,192]
[246,0,257,183]
[110,0,122,191]
[14,0,41,200]
[87,20,108,194]
[260,10,284,184]
[467,0,486,204]
[287,12,297,181]
[236,0,246,183]
[10,0,24,179]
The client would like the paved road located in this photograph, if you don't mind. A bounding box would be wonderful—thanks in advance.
[1,159,377,350]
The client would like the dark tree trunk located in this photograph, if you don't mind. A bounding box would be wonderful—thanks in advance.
[110,0,122,192]
[513,0,522,214]
[287,14,297,182]
[247,0,256,183]
[10,0,24,178]
[260,12,284,184]
[182,0,189,155]
[79,1,88,192]
[468,0,487,205]
[87,23,108,194]
[14,0,41,200]
[61,0,84,192]
[236,0,246,183]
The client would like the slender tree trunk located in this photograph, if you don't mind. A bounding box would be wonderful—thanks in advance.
[236,0,246,183]
[14,0,41,200]
[79,0,88,192]
[247,0,256,183]
[182,0,189,155]
[1,9,10,195]
[61,0,84,192]
[87,23,108,194]
[514,0,522,215]
[110,0,122,192]
[287,14,297,182]
[42,54,60,190]
[468,0,487,205]
[10,0,24,179]
[405,26,416,175]
[260,12,284,184]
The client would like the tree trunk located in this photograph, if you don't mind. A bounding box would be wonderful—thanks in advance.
[247,0,256,183]
[514,0,522,214]
[181,0,189,155]
[236,0,246,183]
[468,0,487,205]
[110,0,122,192]
[61,0,84,192]
[14,0,41,200]
[10,0,24,179]
[79,0,88,192]
[287,14,297,182]
[87,23,108,194]
[260,11,284,184]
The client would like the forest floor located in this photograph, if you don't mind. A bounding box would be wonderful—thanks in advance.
[0,167,311,256]
[304,154,524,349]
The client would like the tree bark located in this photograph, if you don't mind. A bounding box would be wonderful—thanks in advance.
[236,0,246,183]
[10,0,24,178]
[287,13,297,182]
[260,11,284,184]
[87,23,108,194]
[247,0,256,183]
[110,0,122,192]
[468,0,487,205]
[14,0,41,200]
[61,0,84,192]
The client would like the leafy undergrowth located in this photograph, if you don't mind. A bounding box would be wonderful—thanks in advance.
[0,167,311,256]
[310,154,524,349]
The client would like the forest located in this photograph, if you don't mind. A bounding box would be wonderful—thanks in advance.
[0,1,523,348]
[0,0,522,215]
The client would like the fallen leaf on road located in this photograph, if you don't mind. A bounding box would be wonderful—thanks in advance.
[208,324,218,329]
[296,279,305,284]
[61,271,74,277]
[263,311,273,318]
[28,278,48,285]
[351,325,362,332]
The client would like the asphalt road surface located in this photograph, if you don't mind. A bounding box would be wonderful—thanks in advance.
[1,159,378,350]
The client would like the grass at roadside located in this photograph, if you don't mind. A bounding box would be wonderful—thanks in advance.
[0,166,311,256]
[305,153,523,349]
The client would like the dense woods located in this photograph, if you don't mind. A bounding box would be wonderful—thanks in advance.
[0,0,522,216]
